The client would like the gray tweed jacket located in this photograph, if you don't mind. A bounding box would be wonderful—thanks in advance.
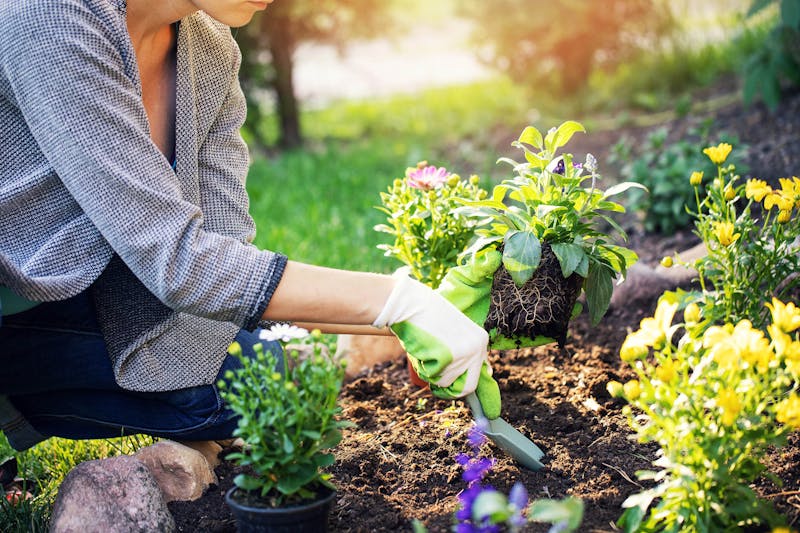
[0,0,287,391]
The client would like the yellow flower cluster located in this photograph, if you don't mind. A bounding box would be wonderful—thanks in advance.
[703,142,733,165]
[703,319,772,373]
[745,176,800,224]
[620,299,678,361]
[776,395,800,428]
[765,298,800,377]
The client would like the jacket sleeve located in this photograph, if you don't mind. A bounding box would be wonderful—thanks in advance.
[0,1,285,327]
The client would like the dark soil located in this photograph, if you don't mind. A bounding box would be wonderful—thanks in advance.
[169,82,800,532]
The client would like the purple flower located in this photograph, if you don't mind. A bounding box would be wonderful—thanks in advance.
[462,457,494,483]
[467,419,489,449]
[508,482,528,528]
[455,453,470,466]
[406,165,450,190]
[553,159,565,175]
[456,485,482,520]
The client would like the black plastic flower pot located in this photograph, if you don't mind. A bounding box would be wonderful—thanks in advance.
[484,243,583,346]
[225,486,336,533]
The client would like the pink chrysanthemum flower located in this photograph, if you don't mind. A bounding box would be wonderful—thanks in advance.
[406,165,450,190]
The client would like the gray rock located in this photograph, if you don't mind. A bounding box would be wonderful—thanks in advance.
[134,440,216,502]
[50,455,175,533]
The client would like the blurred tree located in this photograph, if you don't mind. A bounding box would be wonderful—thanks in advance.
[458,0,675,97]
[236,2,397,149]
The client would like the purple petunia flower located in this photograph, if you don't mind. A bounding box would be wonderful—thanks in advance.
[406,165,450,190]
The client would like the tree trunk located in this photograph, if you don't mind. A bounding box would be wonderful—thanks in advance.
[266,19,302,149]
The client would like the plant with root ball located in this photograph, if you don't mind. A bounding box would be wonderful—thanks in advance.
[457,121,644,343]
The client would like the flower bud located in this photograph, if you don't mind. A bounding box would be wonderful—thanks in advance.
[469,174,480,186]
[660,256,673,268]
[684,302,701,324]
[724,185,735,201]
[623,380,641,400]
[778,209,792,224]
[606,380,624,398]
[690,171,703,187]
[446,174,460,187]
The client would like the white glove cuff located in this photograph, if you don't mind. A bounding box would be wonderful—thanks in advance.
[371,271,430,328]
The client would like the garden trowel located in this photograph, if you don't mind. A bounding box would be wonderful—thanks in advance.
[465,392,546,471]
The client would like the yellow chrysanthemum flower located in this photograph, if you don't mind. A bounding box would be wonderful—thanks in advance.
[635,299,679,350]
[764,192,794,211]
[785,341,800,362]
[714,221,740,247]
[704,325,741,370]
[776,395,800,428]
[718,388,741,426]
[766,298,800,333]
[620,335,649,362]
[734,321,772,372]
[769,324,793,357]
[745,178,772,202]
[690,171,703,187]
[703,143,733,165]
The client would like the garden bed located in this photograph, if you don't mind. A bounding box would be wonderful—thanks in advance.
[169,282,800,531]
[169,84,800,532]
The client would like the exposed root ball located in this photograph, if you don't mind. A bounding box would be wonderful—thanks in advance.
[484,244,583,346]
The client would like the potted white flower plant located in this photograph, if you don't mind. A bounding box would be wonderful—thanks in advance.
[219,325,349,533]
[456,121,645,345]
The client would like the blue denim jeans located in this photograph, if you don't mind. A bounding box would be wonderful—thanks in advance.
[0,291,281,451]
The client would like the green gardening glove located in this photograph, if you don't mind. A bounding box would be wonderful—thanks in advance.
[437,246,558,350]
[373,269,501,418]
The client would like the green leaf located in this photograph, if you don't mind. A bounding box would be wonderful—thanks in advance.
[502,230,542,286]
[517,125,544,150]
[234,473,263,491]
[586,262,614,325]
[313,452,335,468]
[528,497,584,531]
[575,253,590,277]
[551,242,585,277]
[618,490,657,532]
[616,506,645,533]
[602,181,648,199]
[472,491,512,524]
[282,434,295,454]
[544,120,585,152]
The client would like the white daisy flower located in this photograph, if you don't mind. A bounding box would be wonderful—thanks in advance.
[259,324,309,343]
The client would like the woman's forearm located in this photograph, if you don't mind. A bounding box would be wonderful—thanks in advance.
[262,261,395,330]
